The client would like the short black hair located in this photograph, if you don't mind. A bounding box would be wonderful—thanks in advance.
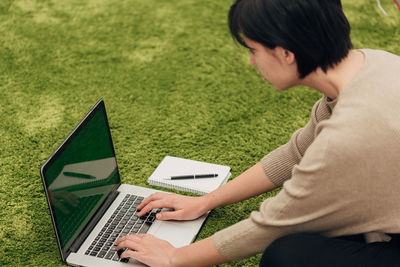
[229,0,353,78]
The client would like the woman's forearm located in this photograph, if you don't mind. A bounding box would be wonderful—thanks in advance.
[201,162,276,211]
[171,236,228,267]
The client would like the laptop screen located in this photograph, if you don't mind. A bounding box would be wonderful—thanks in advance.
[41,100,120,253]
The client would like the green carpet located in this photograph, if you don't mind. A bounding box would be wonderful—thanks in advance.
[0,0,398,266]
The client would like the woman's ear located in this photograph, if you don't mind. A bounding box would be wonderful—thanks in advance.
[276,47,296,65]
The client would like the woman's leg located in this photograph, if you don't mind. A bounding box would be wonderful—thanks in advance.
[259,233,400,267]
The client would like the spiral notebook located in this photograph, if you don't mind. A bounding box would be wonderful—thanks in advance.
[147,156,231,195]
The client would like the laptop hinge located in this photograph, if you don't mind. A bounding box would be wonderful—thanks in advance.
[68,190,120,255]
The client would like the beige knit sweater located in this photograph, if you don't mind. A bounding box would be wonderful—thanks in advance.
[213,49,400,261]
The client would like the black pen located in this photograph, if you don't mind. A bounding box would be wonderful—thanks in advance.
[165,174,219,180]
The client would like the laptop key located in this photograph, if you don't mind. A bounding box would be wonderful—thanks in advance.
[130,227,138,233]
[105,251,115,260]
[138,222,151,234]
[97,250,107,258]
[112,254,120,261]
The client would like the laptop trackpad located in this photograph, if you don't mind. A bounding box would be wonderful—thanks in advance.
[152,221,199,248]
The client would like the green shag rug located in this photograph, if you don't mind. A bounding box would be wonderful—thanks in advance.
[0,0,399,266]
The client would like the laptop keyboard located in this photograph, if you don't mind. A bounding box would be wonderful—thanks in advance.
[84,194,161,262]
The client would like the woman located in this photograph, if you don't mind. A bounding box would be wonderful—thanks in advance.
[115,0,400,266]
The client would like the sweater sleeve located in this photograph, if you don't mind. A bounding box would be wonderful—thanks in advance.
[261,96,334,186]
[214,117,364,261]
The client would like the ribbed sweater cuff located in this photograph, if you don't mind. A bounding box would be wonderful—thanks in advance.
[213,218,264,262]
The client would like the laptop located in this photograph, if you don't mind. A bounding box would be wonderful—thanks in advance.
[40,99,208,266]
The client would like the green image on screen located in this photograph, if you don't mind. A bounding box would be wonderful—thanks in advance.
[44,104,119,250]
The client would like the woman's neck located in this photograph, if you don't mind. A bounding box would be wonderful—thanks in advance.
[300,50,365,100]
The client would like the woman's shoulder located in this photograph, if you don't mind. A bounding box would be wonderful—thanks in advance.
[360,48,400,60]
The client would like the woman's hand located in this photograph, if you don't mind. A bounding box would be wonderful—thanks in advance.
[115,234,176,267]
[136,192,210,221]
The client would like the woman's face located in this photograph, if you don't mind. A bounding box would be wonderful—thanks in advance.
[243,36,300,91]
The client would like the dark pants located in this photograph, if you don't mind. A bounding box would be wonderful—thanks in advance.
[260,233,400,267]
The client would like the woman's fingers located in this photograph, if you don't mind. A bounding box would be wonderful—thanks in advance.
[136,193,165,210]
[114,234,175,266]
[136,192,173,211]
[115,239,139,252]
[115,234,146,245]
[136,194,177,217]
[135,193,204,221]
[119,250,140,262]
[138,202,185,220]
[137,199,169,217]
[156,210,185,220]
